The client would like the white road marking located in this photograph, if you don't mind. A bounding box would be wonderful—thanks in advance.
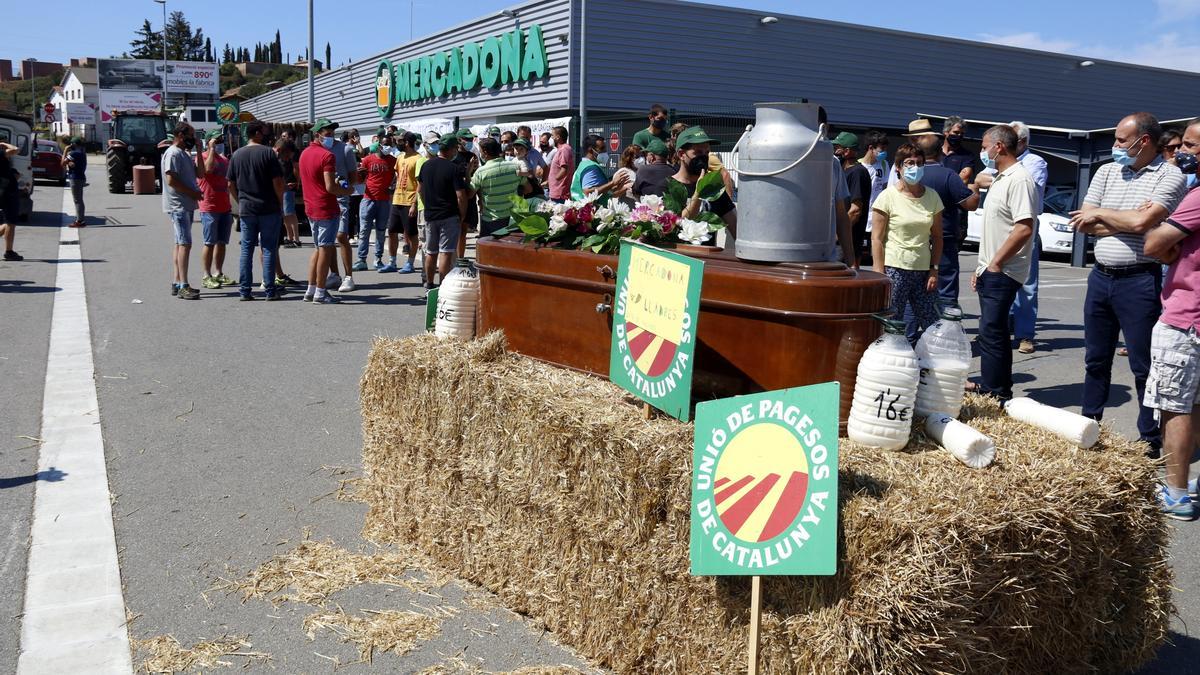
[17,191,131,674]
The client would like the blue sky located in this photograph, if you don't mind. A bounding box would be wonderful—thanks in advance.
[7,0,1200,73]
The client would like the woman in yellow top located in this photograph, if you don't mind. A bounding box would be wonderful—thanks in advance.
[871,143,944,342]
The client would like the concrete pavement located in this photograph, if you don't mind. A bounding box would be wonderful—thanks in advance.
[2,167,1199,672]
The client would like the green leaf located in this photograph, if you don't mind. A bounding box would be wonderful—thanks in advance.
[697,212,725,229]
[489,226,513,238]
[695,169,726,201]
[663,179,689,215]
[509,194,532,218]
[581,234,606,249]
[517,214,549,236]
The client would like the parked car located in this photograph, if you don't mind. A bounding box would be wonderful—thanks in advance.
[0,111,34,221]
[965,187,1088,257]
[32,139,66,185]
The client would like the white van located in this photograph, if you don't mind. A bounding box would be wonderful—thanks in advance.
[0,111,34,221]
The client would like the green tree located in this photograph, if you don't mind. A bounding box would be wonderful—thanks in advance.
[272,31,282,64]
[128,19,162,60]
[325,42,331,69]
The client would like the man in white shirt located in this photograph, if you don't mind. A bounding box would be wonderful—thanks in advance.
[860,130,890,238]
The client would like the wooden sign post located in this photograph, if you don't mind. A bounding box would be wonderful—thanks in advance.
[749,575,762,674]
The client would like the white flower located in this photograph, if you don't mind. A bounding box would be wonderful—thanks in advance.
[610,201,632,217]
[548,215,568,235]
[678,218,710,245]
[639,194,664,212]
[551,202,567,216]
[537,200,555,213]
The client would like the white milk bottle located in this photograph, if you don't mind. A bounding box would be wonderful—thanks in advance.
[848,318,920,450]
[915,305,972,418]
[434,262,480,339]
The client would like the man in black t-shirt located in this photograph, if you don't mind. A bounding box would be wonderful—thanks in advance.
[834,132,870,264]
[941,116,978,241]
[417,134,468,291]
[227,121,286,300]
[633,138,676,198]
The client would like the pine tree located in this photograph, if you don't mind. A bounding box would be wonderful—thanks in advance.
[272,30,282,64]
[325,42,331,70]
[128,19,163,60]
[163,11,204,60]
[223,44,234,63]
[204,37,213,62]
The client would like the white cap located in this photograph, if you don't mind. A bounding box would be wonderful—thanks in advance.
[424,131,442,144]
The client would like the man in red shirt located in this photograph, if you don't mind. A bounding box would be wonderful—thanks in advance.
[354,138,397,272]
[300,118,354,303]
[547,125,574,203]
[197,129,234,289]
[1144,117,1200,519]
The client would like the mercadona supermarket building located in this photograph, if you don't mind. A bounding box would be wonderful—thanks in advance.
[243,0,1200,212]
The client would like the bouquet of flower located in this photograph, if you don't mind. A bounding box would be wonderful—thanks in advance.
[494,189,726,255]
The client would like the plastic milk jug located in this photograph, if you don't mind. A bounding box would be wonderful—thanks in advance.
[848,318,920,450]
[915,305,972,418]
[434,262,480,340]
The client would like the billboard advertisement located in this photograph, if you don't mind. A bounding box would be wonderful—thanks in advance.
[65,102,96,125]
[98,59,162,92]
[162,61,219,95]
[99,90,162,122]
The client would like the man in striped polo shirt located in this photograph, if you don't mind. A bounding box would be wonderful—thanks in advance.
[1069,112,1188,455]
[470,137,523,236]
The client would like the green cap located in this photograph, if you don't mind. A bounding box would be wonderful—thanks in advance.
[675,126,719,148]
[69,136,84,145]
[512,138,531,149]
[441,133,462,148]
[312,117,339,133]
[486,125,501,136]
[204,128,223,142]
[644,138,669,157]
[456,128,476,140]
[832,131,858,148]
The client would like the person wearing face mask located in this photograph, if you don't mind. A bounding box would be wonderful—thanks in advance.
[385,132,426,274]
[1068,112,1188,455]
[571,134,627,202]
[941,117,977,243]
[354,138,397,273]
[162,121,204,299]
[971,125,1038,402]
[197,129,235,290]
[500,130,518,161]
[633,104,671,150]
[902,120,979,306]
[548,126,574,203]
[633,138,675,198]
[612,145,641,206]
[300,117,355,304]
[834,133,870,264]
[859,130,890,240]
[539,132,556,167]
[870,143,944,343]
[227,121,288,301]
[668,127,736,238]
[451,129,481,256]
[516,126,547,179]
[512,139,545,199]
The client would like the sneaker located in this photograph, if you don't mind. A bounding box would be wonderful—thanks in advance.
[216,273,236,286]
[171,284,179,296]
[303,291,315,302]
[239,293,256,301]
[1160,484,1195,521]
[265,288,286,301]
[349,236,359,246]
[277,274,300,286]
[379,262,398,273]
[177,285,200,300]
[202,275,221,289]
[352,260,368,272]
[69,220,86,228]
[399,261,415,274]
[1190,477,1198,501]
[313,293,340,304]
[3,250,23,261]
[374,257,384,269]
[326,273,341,288]
[338,276,356,292]
[1018,339,1035,354]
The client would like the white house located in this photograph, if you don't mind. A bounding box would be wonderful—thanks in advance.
[49,87,67,137]
[57,67,106,145]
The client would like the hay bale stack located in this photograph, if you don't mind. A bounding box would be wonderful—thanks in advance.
[361,333,1171,674]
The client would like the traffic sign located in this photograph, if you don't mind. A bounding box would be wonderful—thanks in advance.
[43,103,55,114]
[608,132,619,152]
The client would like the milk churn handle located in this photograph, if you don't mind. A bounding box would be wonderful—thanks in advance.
[728,123,828,177]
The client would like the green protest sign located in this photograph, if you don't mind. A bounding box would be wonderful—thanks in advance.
[608,241,703,421]
[690,383,840,576]
[425,287,439,332]
[215,101,239,125]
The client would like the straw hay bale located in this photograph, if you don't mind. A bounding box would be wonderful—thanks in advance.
[360,332,1171,674]
[303,607,441,663]
[131,635,269,673]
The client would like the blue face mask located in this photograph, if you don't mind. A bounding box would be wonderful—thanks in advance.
[876,150,887,163]
[979,148,996,170]
[902,165,925,185]
[1188,174,1198,189]
[321,135,334,150]
[1111,137,1144,167]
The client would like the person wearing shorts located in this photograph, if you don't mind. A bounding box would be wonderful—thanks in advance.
[162,122,203,299]
[1143,125,1200,520]
[386,131,423,273]
[300,118,354,304]
[276,139,301,247]
[330,132,359,291]
[198,129,235,289]
[416,133,467,290]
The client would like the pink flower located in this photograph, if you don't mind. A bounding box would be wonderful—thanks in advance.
[576,221,592,234]
[563,208,579,225]
[578,204,594,222]
[661,220,676,234]
[630,206,654,223]
[657,211,679,227]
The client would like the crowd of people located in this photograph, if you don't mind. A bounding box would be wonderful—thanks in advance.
[148,105,1200,518]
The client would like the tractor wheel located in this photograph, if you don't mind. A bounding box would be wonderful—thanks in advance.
[106,150,127,194]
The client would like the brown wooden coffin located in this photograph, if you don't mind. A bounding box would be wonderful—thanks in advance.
[475,237,891,422]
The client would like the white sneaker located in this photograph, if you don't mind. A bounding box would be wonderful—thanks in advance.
[338,276,356,292]
[326,273,341,288]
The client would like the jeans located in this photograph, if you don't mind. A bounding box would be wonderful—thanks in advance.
[200,211,233,245]
[976,270,1022,400]
[1010,233,1040,340]
[239,212,282,296]
[169,209,194,245]
[69,177,85,221]
[1083,266,1163,446]
[937,234,959,306]
[357,199,389,261]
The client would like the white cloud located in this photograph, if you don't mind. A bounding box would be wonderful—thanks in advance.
[982,31,1200,73]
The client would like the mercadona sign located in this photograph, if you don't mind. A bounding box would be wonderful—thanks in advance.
[376,24,549,118]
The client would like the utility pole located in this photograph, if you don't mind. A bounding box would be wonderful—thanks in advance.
[27,58,36,126]
[154,0,167,110]
[308,0,315,123]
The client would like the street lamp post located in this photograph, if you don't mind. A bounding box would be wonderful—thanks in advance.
[308,0,314,123]
[154,0,167,110]
[27,58,35,126]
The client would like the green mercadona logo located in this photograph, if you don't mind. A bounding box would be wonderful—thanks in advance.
[376,24,549,118]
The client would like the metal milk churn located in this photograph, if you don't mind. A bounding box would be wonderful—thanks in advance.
[731,102,834,263]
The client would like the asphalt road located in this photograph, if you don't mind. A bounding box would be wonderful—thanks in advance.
[1,166,1198,672]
